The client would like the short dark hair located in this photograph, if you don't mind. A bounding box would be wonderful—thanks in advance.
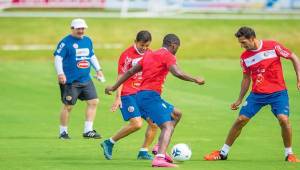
[163,34,180,47]
[136,30,152,42]
[235,26,256,39]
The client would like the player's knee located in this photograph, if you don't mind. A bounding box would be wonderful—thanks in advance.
[160,122,174,132]
[93,98,99,105]
[175,110,182,118]
[173,109,182,121]
[149,123,158,131]
[146,119,158,132]
[64,105,73,112]
[278,116,290,127]
[87,99,99,106]
[130,118,143,130]
[165,125,174,133]
[132,123,142,131]
[235,116,249,127]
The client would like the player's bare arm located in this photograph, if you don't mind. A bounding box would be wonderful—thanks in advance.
[111,75,123,112]
[105,64,142,95]
[290,53,300,90]
[169,64,205,85]
[231,73,251,110]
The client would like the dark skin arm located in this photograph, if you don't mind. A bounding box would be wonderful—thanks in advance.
[105,63,205,95]
[105,64,142,95]
[169,64,205,85]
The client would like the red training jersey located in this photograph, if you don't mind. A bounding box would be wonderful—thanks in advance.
[118,45,151,96]
[240,40,292,94]
[138,48,177,94]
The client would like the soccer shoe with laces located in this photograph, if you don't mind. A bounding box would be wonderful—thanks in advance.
[59,131,71,139]
[137,151,153,160]
[83,130,102,139]
[204,150,228,161]
[152,156,178,168]
[100,139,114,160]
[152,144,173,163]
[286,154,300,162]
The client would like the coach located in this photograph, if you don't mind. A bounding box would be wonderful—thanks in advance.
[54,18,104,139]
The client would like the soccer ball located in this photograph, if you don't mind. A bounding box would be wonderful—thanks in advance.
[171,143,192,161]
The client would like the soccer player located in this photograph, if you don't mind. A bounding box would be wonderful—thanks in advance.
[100,30,158,160]
[105,34,205,167]
[54,18,104,139]
[204,26,300,162]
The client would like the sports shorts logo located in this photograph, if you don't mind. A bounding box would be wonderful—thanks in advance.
[73,43,78,49]
[66,96,72,101]
[242,101,248,107]
[77,60,90,69]
[162,103,167,108]
[128,106,135,113]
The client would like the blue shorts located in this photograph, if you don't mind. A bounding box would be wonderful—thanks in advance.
[240,90,289,118]
[120,94,148,121]
[136,90,174,126]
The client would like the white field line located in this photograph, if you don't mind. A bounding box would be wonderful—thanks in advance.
[1,43,123,51]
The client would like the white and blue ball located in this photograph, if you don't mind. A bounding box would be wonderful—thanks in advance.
[171,143,192,161]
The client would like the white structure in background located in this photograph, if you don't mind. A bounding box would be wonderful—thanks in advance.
[1,0,300,14]
[0,0,11,10]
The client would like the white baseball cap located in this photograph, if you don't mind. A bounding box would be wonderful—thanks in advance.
[71,18,88,29]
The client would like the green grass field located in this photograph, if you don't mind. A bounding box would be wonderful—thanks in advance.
[1,18,300,60]
[0,18,300,170]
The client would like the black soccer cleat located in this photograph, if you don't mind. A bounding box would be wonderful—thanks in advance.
[83,130,102,139]
[59,131,71,139]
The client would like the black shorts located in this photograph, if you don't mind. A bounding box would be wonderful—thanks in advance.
[59,80,98,105]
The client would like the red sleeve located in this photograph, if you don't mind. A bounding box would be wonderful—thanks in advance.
[118,52,126,75]
[138,56,144,67]
[165,53,177,69]
[240,58,250,74]
[274,42,292,59]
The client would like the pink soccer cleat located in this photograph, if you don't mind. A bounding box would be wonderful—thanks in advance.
[152,156,178,168]
[164,153,173,163]
[152,144,173,163]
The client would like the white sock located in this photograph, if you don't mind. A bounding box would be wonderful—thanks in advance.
[220,144,231,156]
[109,137,116,144]
[140,148,148,152]
[285,147,293,157]
[84,121,93,133]
[59,125,68,134]
[156,154,165,158]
